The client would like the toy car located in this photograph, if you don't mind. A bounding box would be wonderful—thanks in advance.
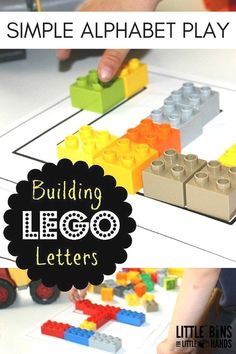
[0,268,60,309]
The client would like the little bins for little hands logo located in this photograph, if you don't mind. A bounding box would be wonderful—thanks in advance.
[4,160,136,291]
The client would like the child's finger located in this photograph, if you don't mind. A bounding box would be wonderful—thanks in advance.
[56,49,72,61]
[98,49,129,82]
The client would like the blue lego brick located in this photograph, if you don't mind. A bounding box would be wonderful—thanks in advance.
[64,327,95,346]
[89,332,122,353]
[117,309,145,327]
[151,82,219,147]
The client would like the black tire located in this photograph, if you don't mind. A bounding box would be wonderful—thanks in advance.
[0,279,16,309]
[30,280,60,305]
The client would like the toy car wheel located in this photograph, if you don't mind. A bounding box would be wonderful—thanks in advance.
[30,280,60,305]
[0,279,16,309]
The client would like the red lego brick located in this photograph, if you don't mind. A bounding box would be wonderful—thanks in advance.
[104,305,121,320]
[151,273,158,284]
[41,320,71,339]
[87,312,112,329]
[123,118,181,156]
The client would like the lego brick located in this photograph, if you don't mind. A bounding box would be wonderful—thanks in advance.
[114,284,134,298]
[125,292,140,306]
[142,294,155,304]
[80,320,97,331]
[119,58,148,98]
[218,144,236,167]
[57,125,118,164]
[127,271,140,282]
[140,268,157,274]
[117,309,145,327]
[101,288,114,302]
[168,268,184,278]
[186,161,236,221]
[95,138,158,194]
[114,285,126,298]
[134,282,146,297]
[151,82,220,147]
[76,299,101,315]
[64,327,94,346]
[103,279,117,289]
[93,283,107,294]
[123,118,181,156]
[157,273,166,287]
[144,280,155,292]
[116,272,128,286]
[151,272,158,284]
[70,70,125,113]
[163,277,177,290]
[140,273,151,282]
[144,300,159,312]
[89,332,122,353]
[143,149,207,207]
[41,320,71,339]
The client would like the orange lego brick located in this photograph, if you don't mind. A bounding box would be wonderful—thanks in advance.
[95,138,159,194]
[101,288,114,302]
[119,58,148,98]
[134,283,146,297]
[123,118,181,156]
[130,277,141,285]
[116,272,128,286]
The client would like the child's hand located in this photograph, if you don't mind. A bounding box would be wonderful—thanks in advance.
[69,286,89,302]
[57,0,160,82]
[157,339,196,354]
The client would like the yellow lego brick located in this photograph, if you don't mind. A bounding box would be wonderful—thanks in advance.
[101,288,114,302]
[141,268,157,275]
[8,269,31,287]
[168,268,184,278]
[218,144,236,167]
[95,138,158,194]
[125,293,140,306]
[87,284,95,293]
[57,125,118,165]
[80,320,97,331]
[119,58,149,98]
[127,271,140,281]
[142,294,155,304]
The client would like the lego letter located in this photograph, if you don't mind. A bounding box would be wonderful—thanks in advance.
[90,210,120,240]
[22,211,39,240]
[59,211,89,240]
[40,211,57,240]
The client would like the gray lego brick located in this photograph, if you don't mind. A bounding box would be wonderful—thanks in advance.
[89,332,122,353]
[151,82,220,147]
[104,279,117,288]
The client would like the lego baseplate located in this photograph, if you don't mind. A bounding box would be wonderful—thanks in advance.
[1,71,236,266]
[25,286,177,354]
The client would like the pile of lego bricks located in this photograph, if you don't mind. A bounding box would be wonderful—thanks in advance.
[88,268,179,311]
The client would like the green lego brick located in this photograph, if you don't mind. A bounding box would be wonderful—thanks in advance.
[70,70,125,113]
[163,277,177,290]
